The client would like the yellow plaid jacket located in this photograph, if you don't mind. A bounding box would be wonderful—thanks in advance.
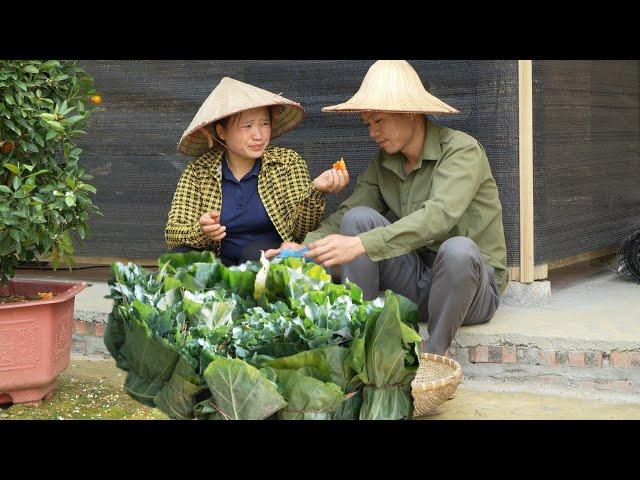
[165,145,326,255]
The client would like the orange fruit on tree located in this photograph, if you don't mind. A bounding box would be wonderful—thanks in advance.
[90,94,102,105]
[1,141,15,153]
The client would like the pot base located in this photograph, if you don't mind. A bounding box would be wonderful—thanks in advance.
[0,381,57,406]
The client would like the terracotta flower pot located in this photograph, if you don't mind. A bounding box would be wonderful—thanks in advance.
[0,279,86,405]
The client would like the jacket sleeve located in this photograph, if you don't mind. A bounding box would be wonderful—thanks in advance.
[303,161,388,245]
[358,139,483,261]
[164,162,217,250]
[282,153,327,243]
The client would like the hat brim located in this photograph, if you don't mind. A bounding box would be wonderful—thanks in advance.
[321,106,460,114]
[178,103,304,157]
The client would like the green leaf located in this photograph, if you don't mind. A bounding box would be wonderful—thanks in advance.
[5,119,20,135]
[120,302,181,406]
[78,183,97,193]
[64,192,76,207]
[0,185,12,194]
[45,129,58,141]
[45,120,64,132]
[267,349,332,382]
[77,224,85,239]
[203,357,287,420]
[9,230,21,242]
[4,93,14,105]
[274,369,345,420]
[66,115,84,125]
[23,65,39,74]
[41,60,61,70]
[4,163,20,175]
[24,142,39,153]
[33,134,45,147]
[104,310,128,370]
[24,169,48,179]
[154,356,208,420]
[158,250,218,270]
[356,291,420,420]
[39,112,58,121]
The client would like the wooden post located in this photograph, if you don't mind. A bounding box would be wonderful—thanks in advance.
[518,60,535,283]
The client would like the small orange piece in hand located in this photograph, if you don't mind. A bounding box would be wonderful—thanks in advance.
[332,157,346,170]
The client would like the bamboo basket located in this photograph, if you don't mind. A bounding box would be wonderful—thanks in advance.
[411,353,462,417]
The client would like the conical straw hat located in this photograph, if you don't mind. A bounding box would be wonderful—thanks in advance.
[178,77,305,156]
[322,60,459,115]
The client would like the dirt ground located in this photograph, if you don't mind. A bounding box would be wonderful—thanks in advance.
[1,356,638,420]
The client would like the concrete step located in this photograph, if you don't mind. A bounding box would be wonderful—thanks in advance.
[420,263,640,399]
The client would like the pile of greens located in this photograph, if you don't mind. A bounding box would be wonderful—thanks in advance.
[105,251,423,420]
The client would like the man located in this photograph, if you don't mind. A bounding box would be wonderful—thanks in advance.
[266,60,508,356]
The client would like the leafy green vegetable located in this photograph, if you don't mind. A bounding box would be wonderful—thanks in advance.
[352,290,421,420]
[274,369,345,420]
[203,357,287,420]
[154,356,208,420]
[105,252,422,420]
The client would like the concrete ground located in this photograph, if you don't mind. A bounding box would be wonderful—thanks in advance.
[1,355,638,420]
[446,262,640,353]
[9,258,640,416]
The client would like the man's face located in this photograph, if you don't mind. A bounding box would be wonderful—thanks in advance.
[360,112,415,154]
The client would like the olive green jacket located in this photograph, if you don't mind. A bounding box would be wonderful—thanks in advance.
[304,119,508,294]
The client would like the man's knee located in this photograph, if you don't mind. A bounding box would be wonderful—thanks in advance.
[435,236,482,272]
[340,206,386,235]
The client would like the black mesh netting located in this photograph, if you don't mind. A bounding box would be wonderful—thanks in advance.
[532,61,640,265]
[74,60,520,263]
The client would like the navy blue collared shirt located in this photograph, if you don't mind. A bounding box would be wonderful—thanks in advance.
[219,154,282,264]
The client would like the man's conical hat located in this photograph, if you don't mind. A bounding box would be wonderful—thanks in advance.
[322,60,459,114]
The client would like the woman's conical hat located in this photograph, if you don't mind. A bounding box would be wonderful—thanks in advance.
[178,77,305,156]
[322,60,459,114]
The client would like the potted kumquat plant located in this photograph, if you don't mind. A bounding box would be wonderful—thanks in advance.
[0,60,101,405]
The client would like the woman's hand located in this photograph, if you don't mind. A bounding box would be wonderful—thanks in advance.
[199,210,226,241]
[312,168,349,194]
[264,241,303,259]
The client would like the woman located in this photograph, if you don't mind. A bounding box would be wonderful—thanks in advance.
[165,77,349,265]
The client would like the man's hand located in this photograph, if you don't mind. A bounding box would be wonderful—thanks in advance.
[305,234,366,267]
[312,168,349,194]
[264,241,303,259]
[199,210,226,241]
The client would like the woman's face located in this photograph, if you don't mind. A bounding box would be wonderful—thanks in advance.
[216,107,272,160]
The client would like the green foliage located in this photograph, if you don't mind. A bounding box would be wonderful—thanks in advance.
[105,253,423,420]
[0,60,101,283]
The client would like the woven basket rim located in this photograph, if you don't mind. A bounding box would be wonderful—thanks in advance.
[411,353,462,393]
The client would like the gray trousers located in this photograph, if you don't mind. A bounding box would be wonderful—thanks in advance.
[340,206,500,356]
